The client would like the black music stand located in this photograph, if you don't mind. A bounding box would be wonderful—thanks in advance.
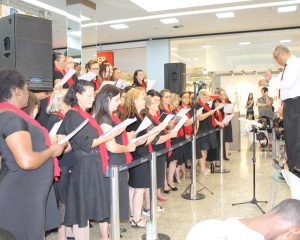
[232,124,268,213]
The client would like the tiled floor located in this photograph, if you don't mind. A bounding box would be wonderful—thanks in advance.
[46,136,290,240]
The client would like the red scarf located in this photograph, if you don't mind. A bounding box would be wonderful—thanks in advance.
[53,112,64,119]
[0,102,60,180]
[54,68,74,87]
[73,106,109,174]
[149,111,172,157]
[198,100,216,127]
[216,110,223,122]
[175,107,185,137]
[92,78,101,90]
[181,104,193,136]
[110,113,133,164]
[140,81,147,92]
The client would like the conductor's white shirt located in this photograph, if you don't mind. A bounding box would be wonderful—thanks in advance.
[269,55,300,101]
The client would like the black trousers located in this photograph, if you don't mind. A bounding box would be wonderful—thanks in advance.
[283,97,300,172]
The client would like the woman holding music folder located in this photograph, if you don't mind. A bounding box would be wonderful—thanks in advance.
[0,69,66,240]
[96,84,136,230]
[122,87,163,228]
[146,90,178,202]
[61,80,122,240]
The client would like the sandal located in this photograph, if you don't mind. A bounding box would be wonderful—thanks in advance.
[157,196,168,202]
[131,218,147,228]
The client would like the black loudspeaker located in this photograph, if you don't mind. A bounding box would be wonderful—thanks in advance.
[0,14,53,91]
[164,63,186,94]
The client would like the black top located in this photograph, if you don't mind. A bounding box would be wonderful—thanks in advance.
[36,97,50,127]
[0,111,56,240]
[196,102,214,129]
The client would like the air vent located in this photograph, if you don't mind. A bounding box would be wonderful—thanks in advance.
[172,25,183,29]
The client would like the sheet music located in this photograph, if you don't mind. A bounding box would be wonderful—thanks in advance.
[214,103,224,111]
[173,115,188,132]
[58,119,89,144]
[80,71,97,81]
[49,120,63,137]
[131,128,160,144]
[135,116,152,134]
[102,118,137,138]
[222,114,235,125]
[162,114,175,125]
[55,69,76,87]
[224,104,234,113]
[146,80,156,91]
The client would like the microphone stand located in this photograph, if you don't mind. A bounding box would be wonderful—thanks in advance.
[182,81,213,200]
[232,124,267,213]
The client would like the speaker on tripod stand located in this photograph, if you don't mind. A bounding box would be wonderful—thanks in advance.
[164,63,186,94]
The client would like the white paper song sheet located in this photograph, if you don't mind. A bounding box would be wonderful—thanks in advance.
[162,114,175,125]
[135,116,152,134]
[146,80,156,91]
[55,69,76,87]
[58,119,89,144]
[222,114,235,125]
[102,118,137,138]
[131,128,160,144]
[224,104,234,113]
[176,108,191,118]
[49,120,63,137]
[173,115,188,132]
[80,71,97,81]
[214,103,224,111]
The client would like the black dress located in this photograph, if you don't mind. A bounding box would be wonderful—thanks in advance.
[195,103,217,152]
[46,114,75,224]
[127,115,150,188]
[61,110,109,227]
[223,101,233,143]
[0,112,58,240]
[106,121,129,221]
[148,115,168,189]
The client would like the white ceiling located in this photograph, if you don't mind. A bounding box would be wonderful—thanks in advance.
[4,0,300,48]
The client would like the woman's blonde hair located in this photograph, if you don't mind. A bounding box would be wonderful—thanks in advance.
[122,87,145,119]
[46,89,67,114]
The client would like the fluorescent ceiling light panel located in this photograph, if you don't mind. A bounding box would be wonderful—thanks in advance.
[202,45,212,48]
[82,0,300,28]
[160,18,179,24]
[130,0,252,12]
[171,47,178,51]
[239,42,251,45]
[278,5,297,12]
[110,24,129,29]
[216,11,235,18]
[280,39,292,43]
[81,15,91,21]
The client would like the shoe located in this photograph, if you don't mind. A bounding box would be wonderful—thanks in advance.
[142,208,150,216]
[163,189,170,194]
[131,218,147,228]
[157,205,165,212]
[168,184,178,191]
[120,227,127,233]
[224,157,230,161]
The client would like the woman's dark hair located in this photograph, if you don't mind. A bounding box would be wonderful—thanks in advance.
[0,69,27,102]
[247,93,253,101]
[95,84,120,125]
[64,80,95,106]
[147,89,161,98]
[22,91,40,117]
[52,52,64,68]
[211,98,222,110]
[132,69,145,87]
[261,87,268,93]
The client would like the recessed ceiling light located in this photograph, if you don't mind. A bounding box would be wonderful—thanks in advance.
[216,11,235,18]
[193,57,199,61]
[110,24,129,29]
[278,5,297,12]
[160,18,179,24]
[202,45,212,48]
[239,42,251,45]
[280,39,292,43]
[171,47,178,51]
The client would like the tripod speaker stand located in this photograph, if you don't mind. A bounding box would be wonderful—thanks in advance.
[232,122,268,213]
